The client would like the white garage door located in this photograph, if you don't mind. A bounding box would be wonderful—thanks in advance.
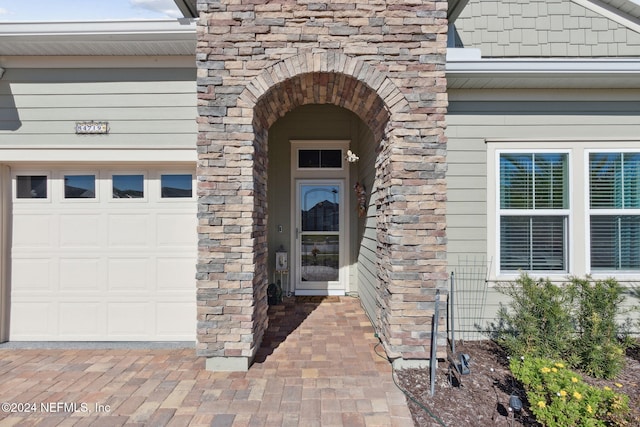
[9,165,196,341]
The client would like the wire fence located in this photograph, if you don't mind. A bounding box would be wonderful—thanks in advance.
[447,260,640,343]
[449,257,491,342]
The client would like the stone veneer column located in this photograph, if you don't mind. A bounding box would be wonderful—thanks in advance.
[196,0,448,371]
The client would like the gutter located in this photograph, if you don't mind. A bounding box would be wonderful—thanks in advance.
[446,48,640,88]
[0,19,197,56]
[446,49,640,74]
[0,19,197,37]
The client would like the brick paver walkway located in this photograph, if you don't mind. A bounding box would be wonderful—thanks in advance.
[0,297,413,426]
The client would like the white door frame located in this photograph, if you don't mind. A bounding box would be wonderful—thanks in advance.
[289,140,351,296]
[294,179,346,295]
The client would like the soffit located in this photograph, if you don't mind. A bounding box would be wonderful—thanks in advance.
[573,0,640,33]
[593,0,640,19]
[0,20,196,56]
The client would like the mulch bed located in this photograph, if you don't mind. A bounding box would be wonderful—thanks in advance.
[395,340,640,427]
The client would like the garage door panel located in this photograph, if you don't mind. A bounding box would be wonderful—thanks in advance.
[12,214,53,248]
[157,257,193,291]
[12,258,54,290]
[10,166,196,341]
[157,214,196,247]
[60,214,102,248]
[59,302,105,338]
[156,302,195,338]
[107,258,151,291]
[59,258,102,291]
[108,214,151,247]
[10,302,56,339]
[107,303,152,337]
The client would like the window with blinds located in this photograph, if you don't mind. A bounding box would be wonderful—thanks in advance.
[499,153,569,272]
[589,152,640,270]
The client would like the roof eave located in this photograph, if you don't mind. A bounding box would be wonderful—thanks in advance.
[0,19,197,37]
[446,48,640,89]
[173,0,198,18]
[0,19,197,56]
[448,0,471,23]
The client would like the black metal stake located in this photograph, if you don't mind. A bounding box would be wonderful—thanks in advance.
[430,289,440,396]
[450,272,455,355]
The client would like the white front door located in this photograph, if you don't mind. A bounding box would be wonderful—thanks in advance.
[294,180,345,295]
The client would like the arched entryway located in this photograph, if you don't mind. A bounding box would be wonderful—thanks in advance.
[197,50,447,372]
[266,104,376,301]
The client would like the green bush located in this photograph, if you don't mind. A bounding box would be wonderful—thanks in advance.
[491,274,575,361]
[492,274,631,379]
[570,277,627,379]
[510,356,630,427]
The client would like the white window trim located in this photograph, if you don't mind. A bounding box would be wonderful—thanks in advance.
[290,140,350,174]
[494,149,573,277]
[109,171,149,203]
[585,148,640,276]
[60,171,100,203]
[12,171,51,203]
[157,171,196,203]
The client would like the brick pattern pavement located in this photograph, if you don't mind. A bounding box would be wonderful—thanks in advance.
[0,297,413,426]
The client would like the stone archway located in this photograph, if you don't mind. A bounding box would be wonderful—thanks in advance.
[197,51,447,371]
[196,0,448,371]
[242,52,407,139]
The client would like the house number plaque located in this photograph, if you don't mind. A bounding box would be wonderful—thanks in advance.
[75,121,109,134]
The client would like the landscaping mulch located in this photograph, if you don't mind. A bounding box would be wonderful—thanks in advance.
[396,340,640,427]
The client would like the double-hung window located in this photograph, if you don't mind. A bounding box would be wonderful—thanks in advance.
[499,152,569,272]
[589,152,640,271]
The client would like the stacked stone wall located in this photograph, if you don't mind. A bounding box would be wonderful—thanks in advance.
[196,0,448,368]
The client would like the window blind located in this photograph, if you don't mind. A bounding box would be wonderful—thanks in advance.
[589,152,640,270]
[590,153,640,209]
[500,216,566,271]
[499,153,568,272]
[500,153,567,210]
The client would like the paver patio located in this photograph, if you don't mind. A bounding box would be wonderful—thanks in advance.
[0,297,414,426]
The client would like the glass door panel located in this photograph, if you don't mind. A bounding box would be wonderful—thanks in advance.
[295,181,344,293]
[301,234,339,282]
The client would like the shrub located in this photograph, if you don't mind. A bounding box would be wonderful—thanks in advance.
[491,274,575,361]
[492,274,631,379]
[569,277,628,379]
[510,356,630,427]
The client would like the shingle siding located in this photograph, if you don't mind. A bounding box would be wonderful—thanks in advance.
[455,0,640,57]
